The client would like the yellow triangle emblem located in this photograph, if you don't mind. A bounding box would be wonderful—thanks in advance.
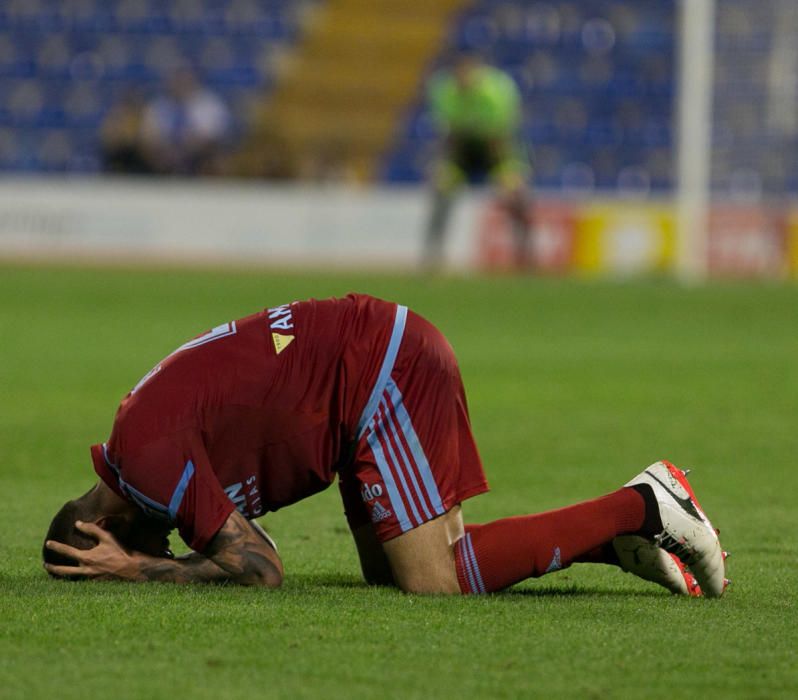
[272,333,294,355]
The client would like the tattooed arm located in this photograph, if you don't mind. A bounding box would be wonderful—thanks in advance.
[201,510,283,586]
[131,512,283,585]
[44,510,283,587]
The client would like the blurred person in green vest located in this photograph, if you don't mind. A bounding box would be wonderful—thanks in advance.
[424,52,533,270]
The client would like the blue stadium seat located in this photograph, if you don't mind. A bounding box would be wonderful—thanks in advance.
[0,0,316,172]
[383,0,679,191]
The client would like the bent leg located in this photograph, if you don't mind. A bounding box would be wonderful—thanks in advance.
[381,487,653,595]
[454,487,650,594]
[423,160,463,269]
[505,187,534,270]
[493,154,534,270]
[382,506,464,594]
[424,188,454,267]
[350,523,395,586]
[343,305,659,594]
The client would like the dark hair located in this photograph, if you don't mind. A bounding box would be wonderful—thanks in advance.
[42,492,101,580]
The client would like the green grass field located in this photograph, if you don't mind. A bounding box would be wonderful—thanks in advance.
[1,263,796,699]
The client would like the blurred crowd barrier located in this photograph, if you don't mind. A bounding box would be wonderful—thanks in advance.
[1,179,795,277]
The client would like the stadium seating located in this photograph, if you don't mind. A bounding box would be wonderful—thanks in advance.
[711,0,795,197]
[241,0,466,182]
[383,0,795,197]
[0,0,314,172]
[382,0,677,192]
[1,0,792,196]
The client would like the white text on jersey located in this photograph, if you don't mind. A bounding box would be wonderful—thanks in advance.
[268,304,294,331]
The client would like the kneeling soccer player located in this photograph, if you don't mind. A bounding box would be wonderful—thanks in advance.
[43,294,728,596]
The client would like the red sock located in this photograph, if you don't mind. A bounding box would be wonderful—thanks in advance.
[454,487,645,594]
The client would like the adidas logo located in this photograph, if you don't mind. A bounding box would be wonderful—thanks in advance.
[371,501,392,523]
[545,546,562,573]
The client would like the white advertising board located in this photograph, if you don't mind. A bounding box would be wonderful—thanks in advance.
[0,178,483,269]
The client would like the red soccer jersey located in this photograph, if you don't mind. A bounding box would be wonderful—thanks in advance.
[91,294,398,552]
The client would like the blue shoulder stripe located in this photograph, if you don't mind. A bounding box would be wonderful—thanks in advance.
[168,460,196,521]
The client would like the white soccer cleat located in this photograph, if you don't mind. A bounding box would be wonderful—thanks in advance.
[626,461,726,598]
[613,536,701,596]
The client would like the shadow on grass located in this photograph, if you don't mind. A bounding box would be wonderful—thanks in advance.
[503,586,666,599]
[3,571,670,601]
[283,573,371,590]
[285,574,670,600]
[0,570,372,597]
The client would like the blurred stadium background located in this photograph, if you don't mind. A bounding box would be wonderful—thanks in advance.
[0,0,796,277]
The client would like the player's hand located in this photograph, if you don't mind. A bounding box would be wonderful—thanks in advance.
[44,521,143,581]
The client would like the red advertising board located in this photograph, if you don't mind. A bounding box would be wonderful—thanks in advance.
[708,205,787,277]
[476,200,576,272]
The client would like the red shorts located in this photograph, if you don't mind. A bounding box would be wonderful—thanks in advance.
[339,307,489,542]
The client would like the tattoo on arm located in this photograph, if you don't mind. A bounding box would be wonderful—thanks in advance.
[128,512,283,586]
[133,552,233,584]
[204,510,283,587]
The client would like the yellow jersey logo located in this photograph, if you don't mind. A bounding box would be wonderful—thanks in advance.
[272,333,294,354]
[268,303,295,355]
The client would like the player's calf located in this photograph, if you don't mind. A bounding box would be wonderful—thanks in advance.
[454,487,648,594]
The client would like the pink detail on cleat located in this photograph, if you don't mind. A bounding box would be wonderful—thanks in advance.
[668,553,702,597]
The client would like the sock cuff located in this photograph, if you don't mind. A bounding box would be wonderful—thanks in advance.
[454,533,487,595]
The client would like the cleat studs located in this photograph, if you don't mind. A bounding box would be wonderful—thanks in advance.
[722,551,730,560]
[723,578,731,589]
[681,468,691,477]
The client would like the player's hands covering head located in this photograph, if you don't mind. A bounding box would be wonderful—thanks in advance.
[45,521,144,581]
